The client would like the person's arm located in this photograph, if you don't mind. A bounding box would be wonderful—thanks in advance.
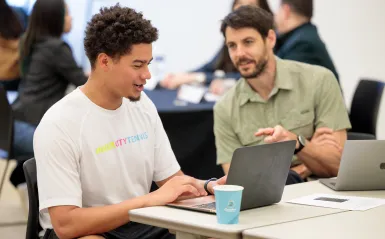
[34,118,205,239]
[296,130,346,177]
[255,71,351,177]
[214,103,242,174]
[297,70,350,177]
[48,174,207,239]
[255,126,345,177]
[53,42,87,86]
[48,197,149,239]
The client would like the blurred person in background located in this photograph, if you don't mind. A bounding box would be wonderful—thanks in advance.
[274,0,339,81]
[160,0,273,95]
[0,0,28,91]
[9,0,87,209]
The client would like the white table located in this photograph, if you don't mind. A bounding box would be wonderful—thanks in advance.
[243,203,385,239]
[129,182,350,239]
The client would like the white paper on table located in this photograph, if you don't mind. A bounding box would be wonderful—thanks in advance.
[204,92,222,102]
[287,193,385,211]
[177,84,207,104]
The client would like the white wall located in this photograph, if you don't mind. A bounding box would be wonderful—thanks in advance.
[89,0,233,73]
[63,0,385,138]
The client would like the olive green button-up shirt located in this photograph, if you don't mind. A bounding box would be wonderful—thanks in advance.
[214,58,351,165]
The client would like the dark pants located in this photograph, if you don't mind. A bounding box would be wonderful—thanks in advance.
[9,120,36,187]
[43,222,175,239]
[286,170,304,185]
[0,79,20,91]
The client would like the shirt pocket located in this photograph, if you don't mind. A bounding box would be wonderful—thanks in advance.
[236,123,265,147]
[280,108,315,139]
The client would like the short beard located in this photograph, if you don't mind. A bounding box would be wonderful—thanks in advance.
[240,58,268,79]
[127,95,141,102]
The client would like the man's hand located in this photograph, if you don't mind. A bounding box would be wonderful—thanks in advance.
[311,128,343,152]
[209,79,226,95]
[147,175,207,206]
[206,176,227,195]
[255,125,298,145]
[291,164,312,179]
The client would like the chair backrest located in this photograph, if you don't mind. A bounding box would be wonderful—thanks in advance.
[0,85,13,158]
[23,158,41,239]
[347,132,376,140]
[350,79,385,136]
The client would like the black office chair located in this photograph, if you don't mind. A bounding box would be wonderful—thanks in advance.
[350,79,384,136]
[23,158,41,239]
[0,85,14,197]
[347,132,376,140]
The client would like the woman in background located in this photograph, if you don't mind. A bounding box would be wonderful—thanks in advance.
[0,0,28,91]
[10,0,87,198]
[160,0,273,94]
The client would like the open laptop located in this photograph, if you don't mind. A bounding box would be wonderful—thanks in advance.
[320,140,385,191]
[167,140,296,214]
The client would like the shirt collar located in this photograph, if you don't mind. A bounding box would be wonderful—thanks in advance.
[238,57,293,107]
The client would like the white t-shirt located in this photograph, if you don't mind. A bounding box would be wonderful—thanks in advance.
[33,88,180,230]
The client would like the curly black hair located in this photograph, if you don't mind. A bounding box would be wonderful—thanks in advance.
[84,4,158,68]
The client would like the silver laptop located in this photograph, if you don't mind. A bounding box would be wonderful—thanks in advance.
[320,140,385,191]
[167,140,296,213]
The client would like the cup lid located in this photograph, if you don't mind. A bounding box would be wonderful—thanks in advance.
[213,185,244,191]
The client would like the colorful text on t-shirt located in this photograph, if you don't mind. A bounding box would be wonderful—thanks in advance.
[95,132,148,154]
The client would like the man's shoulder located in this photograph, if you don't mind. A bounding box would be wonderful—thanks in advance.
[38,90,89,131]
[281,59,335,84]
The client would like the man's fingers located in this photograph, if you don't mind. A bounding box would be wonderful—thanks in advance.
[176,176,207,196]
[180,185,200,197]
[255,128,274,136]
[264,135,276,143]
[217,175,227,185]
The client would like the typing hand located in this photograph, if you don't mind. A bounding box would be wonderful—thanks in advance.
[147,175,207,206]
[255,125,297,144]
[311,128,342,152]
[207,175,227,195]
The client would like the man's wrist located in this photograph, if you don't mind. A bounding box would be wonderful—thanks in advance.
[204,178,218,195]
[289,132,300,149]
[141,193,155,207]
[294,135,307,154]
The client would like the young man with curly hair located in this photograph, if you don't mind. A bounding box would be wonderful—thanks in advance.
[34,4,225,239]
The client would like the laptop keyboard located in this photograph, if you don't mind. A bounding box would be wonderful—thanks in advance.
[192,202,216,210]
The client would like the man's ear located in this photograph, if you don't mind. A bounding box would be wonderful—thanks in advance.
[282,3,292,20]
[266,29,277,49]
[97,53,111,72]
